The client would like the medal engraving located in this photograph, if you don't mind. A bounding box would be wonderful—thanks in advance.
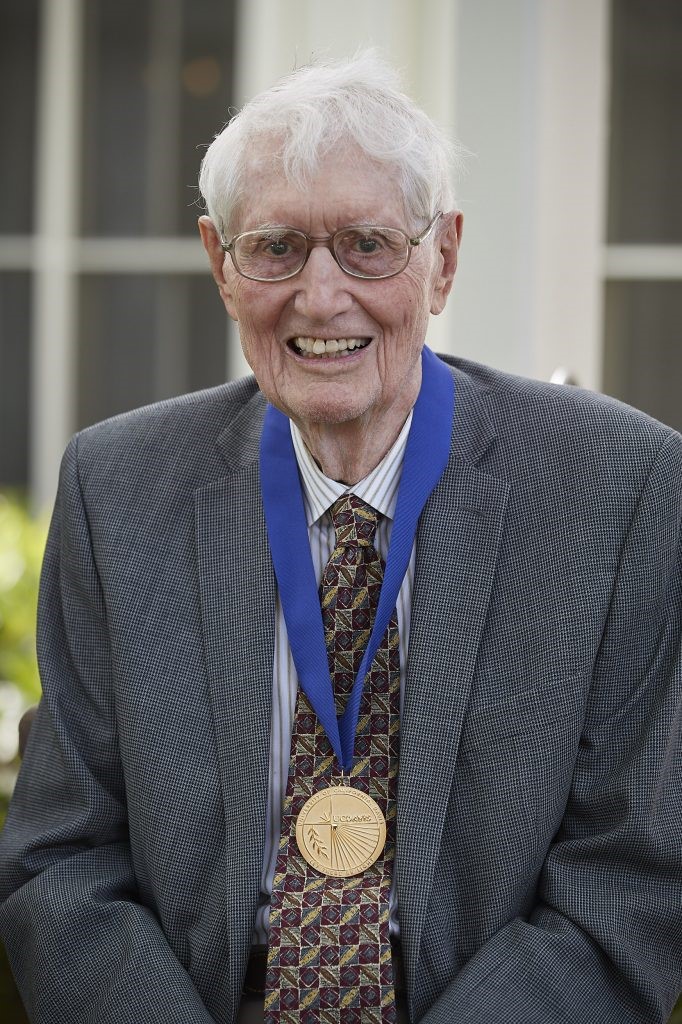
[296,786,387,877]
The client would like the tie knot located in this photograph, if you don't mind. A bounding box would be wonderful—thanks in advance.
[330,494,378,547]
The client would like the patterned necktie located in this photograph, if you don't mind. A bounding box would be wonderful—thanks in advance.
[265,493,400,1023]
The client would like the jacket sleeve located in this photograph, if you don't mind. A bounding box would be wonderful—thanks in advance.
[0,436,217,1023]
[420,430,682,1024]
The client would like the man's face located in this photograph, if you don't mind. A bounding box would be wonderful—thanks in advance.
[200,148,462,433]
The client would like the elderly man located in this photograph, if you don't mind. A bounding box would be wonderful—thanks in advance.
[1,53,681,1024]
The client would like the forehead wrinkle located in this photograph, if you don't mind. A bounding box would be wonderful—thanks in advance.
[233,152,411,234]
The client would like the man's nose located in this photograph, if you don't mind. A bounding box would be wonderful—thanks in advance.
[292,245,353,322]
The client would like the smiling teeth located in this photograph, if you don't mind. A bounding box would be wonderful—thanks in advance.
[293,337,370,357]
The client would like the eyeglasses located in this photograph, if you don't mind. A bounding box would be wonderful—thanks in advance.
[220,212,442,282]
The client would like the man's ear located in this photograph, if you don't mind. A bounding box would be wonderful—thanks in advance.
[430,211,463,315]
[198,215,238,320]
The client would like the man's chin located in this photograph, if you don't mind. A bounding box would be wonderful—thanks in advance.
[297,397,378,428]
[271,384,378,429]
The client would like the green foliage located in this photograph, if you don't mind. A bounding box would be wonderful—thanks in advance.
[0,492,46,704]
[0,492,46,1021]
[0,491,47,823]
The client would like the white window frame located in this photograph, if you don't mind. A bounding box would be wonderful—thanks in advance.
[10,0,682,506]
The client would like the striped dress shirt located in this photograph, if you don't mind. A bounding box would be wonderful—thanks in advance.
[252,411,415,944]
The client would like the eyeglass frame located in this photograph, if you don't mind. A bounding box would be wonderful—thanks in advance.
[218,212,443,282]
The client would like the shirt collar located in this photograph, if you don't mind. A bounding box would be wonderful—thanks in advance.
[291,412,413,528]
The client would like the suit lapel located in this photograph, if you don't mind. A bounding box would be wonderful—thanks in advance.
[195,394,274,1014]
[192,368,509,1011]
[397,368,510,993]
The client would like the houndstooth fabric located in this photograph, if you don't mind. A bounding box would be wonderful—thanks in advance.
[1,357,681,1024]
[265,494,400,1023]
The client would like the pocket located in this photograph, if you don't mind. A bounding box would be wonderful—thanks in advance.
[460,672,588,750]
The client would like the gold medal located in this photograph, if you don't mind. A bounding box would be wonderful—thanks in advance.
[295,786,387,877]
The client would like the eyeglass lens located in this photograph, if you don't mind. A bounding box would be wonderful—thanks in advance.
[234,227,409,280]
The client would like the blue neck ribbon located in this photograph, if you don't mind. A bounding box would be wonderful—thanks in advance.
[259,346,455,771]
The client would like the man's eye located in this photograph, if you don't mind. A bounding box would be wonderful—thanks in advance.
[346,233,385,255]
[355,236,381,254]
[264,239,291,257]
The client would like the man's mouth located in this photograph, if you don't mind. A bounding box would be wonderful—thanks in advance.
[290,337,371,358]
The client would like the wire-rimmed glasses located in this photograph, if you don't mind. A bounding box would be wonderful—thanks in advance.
[219,212,442,282]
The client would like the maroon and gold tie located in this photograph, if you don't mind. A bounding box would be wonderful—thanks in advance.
[265,494,400,1023]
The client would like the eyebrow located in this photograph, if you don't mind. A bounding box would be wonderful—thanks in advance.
[246,220,388,233]
[250,222,291,231]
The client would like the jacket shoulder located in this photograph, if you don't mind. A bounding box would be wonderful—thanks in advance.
[441,354,681,453]
[69,376,265,499]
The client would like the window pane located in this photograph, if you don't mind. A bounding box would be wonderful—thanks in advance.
[602,281,682,434]
[0,0,39,234]
[178,0,238,230]
[76,274,228,430]
[81,0,235,237]
[608,0,682,243]
[0,273,31,487]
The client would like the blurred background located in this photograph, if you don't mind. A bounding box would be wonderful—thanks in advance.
[0,0,681,1018]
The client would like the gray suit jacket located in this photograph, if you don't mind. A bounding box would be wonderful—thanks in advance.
[1,356,681,1023]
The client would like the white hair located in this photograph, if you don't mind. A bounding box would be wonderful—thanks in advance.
[198,50,463,234]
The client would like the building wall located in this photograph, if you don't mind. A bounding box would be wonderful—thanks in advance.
[1,0,680,508]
